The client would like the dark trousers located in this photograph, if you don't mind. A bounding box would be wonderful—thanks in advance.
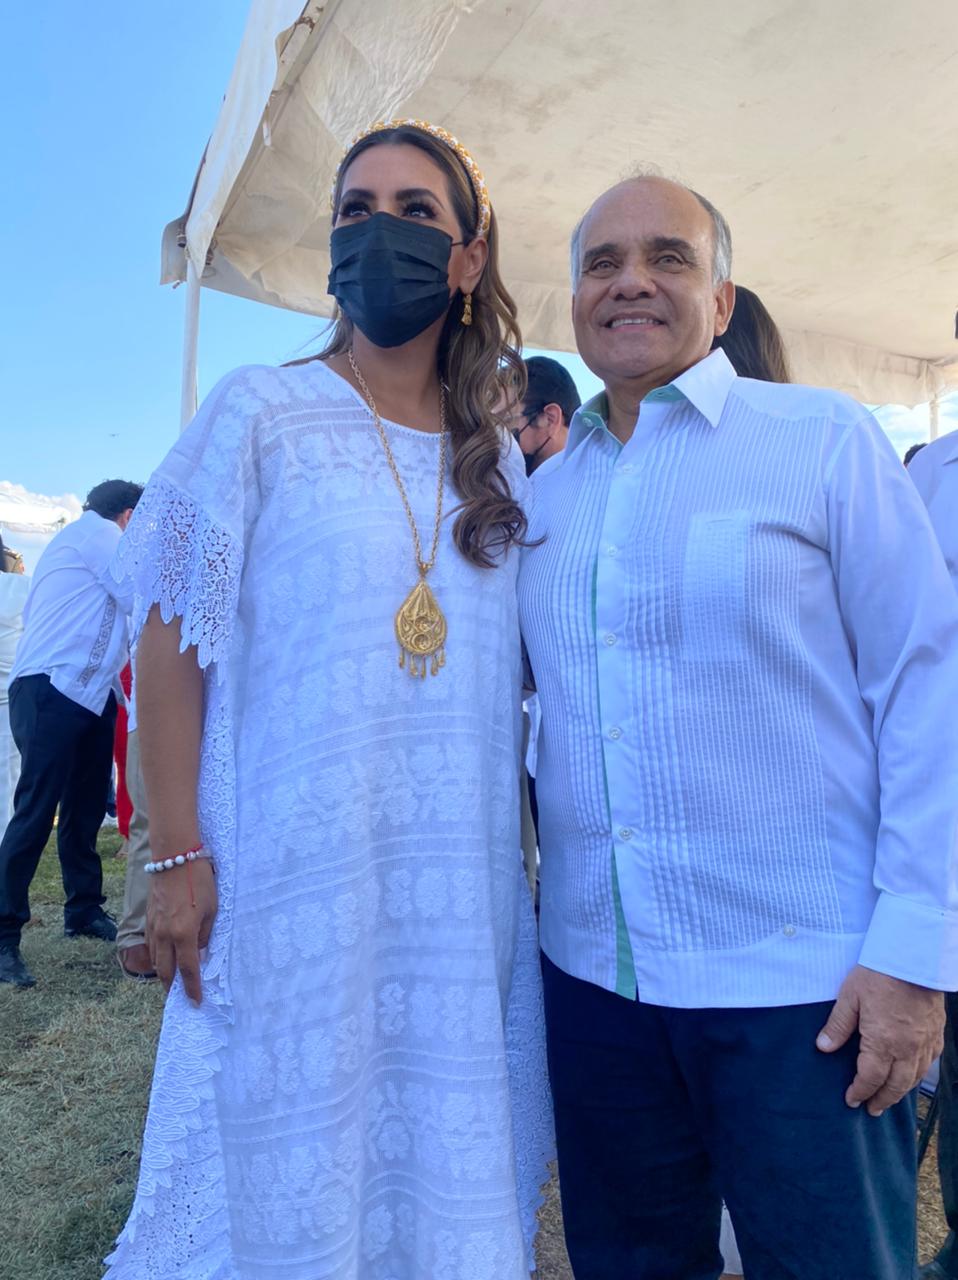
[542,952,918,1280]
[0,675,116,946]
[931,992,958,1274]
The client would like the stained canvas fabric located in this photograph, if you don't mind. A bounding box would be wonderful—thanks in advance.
[104,361,553,1279]
[164,0,958,407]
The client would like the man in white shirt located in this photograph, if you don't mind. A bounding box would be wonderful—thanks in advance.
[0,480,142,988]
[909,431,958,1280]
[0,534,31,833]
[518,174,958,1279]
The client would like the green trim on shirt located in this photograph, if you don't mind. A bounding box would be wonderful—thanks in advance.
[581,385,683,998]
[589,453,637,1000]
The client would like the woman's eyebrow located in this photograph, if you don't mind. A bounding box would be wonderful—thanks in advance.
[395,186,445,205]
[339,186,376,204]
[339,186,445,208]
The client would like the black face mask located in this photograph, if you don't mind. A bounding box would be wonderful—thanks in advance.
[327,212,457,349]
[518,434,555,476]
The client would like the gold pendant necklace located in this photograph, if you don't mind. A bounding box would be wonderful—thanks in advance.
[347,349,449,678]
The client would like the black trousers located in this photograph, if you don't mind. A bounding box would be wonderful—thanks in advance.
[542,952,918,1280]
[0,674,116,946]
[931,992,958,1274]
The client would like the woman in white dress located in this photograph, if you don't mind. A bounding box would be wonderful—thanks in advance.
[105,121,553,1280]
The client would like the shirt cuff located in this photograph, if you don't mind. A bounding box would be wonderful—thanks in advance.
[858,891,958,991]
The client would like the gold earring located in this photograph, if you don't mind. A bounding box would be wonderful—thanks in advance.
[461,293,473,326]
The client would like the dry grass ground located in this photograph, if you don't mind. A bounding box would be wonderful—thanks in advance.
[0,832,164,1280]
[0,833,945,1279]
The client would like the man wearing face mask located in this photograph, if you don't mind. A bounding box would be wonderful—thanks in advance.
[507,356,580,476]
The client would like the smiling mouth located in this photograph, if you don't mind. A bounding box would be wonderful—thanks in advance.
[607,317,664,329]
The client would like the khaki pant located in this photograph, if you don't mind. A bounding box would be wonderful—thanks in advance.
[117,729,151,951]
[519,714,537,896]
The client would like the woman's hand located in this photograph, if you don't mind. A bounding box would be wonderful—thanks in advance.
[146,860,218,1004]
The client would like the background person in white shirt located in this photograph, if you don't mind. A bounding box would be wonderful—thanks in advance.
[518,173,958,1279]
[909,431,958,1280]
[0,480,142,988]
[0,534,30,835]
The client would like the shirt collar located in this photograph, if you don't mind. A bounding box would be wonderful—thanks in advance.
[565,348,737,459]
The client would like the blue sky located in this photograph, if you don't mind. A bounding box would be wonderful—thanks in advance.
[1,3,952,506]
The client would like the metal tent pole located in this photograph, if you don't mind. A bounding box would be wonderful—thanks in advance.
[180,257,201,431]
[929,388,941,441]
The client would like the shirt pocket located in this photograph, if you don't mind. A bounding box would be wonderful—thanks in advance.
[681,510,751,662]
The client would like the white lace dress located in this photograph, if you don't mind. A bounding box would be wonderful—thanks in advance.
[104,362,553,1280]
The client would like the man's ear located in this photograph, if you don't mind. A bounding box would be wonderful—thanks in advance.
[712,280,736,339]
[543,403,564,431]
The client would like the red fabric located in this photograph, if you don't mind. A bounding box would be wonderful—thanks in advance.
[114,662,133,839]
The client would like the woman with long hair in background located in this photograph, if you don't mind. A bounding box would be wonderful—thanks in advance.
[713,284,792,383]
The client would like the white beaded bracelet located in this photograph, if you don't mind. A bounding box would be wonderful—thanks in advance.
[145,847,213,875]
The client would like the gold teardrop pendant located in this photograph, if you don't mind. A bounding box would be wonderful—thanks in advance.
[395,577,447,678]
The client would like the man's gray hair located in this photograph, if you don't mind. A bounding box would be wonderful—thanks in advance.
[569,171,733,289]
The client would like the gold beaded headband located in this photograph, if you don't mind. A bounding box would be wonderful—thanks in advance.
[330,118,492,239]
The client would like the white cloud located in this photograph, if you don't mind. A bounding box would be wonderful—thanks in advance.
[0,482,83,573]
[0,480,83,526]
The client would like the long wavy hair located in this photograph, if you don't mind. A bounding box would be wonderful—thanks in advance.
[713,285,792,383]
[310,125,528,569]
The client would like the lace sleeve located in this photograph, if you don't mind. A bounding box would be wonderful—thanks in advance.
[110,365,267,670]
[112,476,243,671]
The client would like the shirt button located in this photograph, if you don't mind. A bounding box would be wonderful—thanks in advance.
[783,924,797,938]
[604,633,617,646]
[606,545,618,557]
[618,827,633,841]
[608,727,622,740]
[620,463,635,474]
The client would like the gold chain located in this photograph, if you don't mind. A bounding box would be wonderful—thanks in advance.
[347,349,449,677]
[347,349,447,572]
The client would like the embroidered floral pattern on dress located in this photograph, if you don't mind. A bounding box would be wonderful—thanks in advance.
[104,363,553,1280]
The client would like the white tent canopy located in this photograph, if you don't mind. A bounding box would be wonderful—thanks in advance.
[164,0,958,417]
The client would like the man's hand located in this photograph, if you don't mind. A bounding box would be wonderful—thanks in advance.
[146,859,218,1006]
[816,965,945,1115]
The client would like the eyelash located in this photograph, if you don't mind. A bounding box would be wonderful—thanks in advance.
[339,198,438,220]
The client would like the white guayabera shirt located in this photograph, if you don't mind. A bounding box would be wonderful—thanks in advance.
[10,510,129,714]
[519,348,958,1008]
[909,428,958,582]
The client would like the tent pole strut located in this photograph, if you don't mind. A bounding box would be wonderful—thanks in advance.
[929,390,940,441]
[180,257,201,431]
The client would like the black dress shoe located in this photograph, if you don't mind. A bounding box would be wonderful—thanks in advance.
[0,944,36,987]
[64,911,118,942]
[920,1260,957,1279]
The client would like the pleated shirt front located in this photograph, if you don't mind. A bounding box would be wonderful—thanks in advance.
[518,349,958,1008]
